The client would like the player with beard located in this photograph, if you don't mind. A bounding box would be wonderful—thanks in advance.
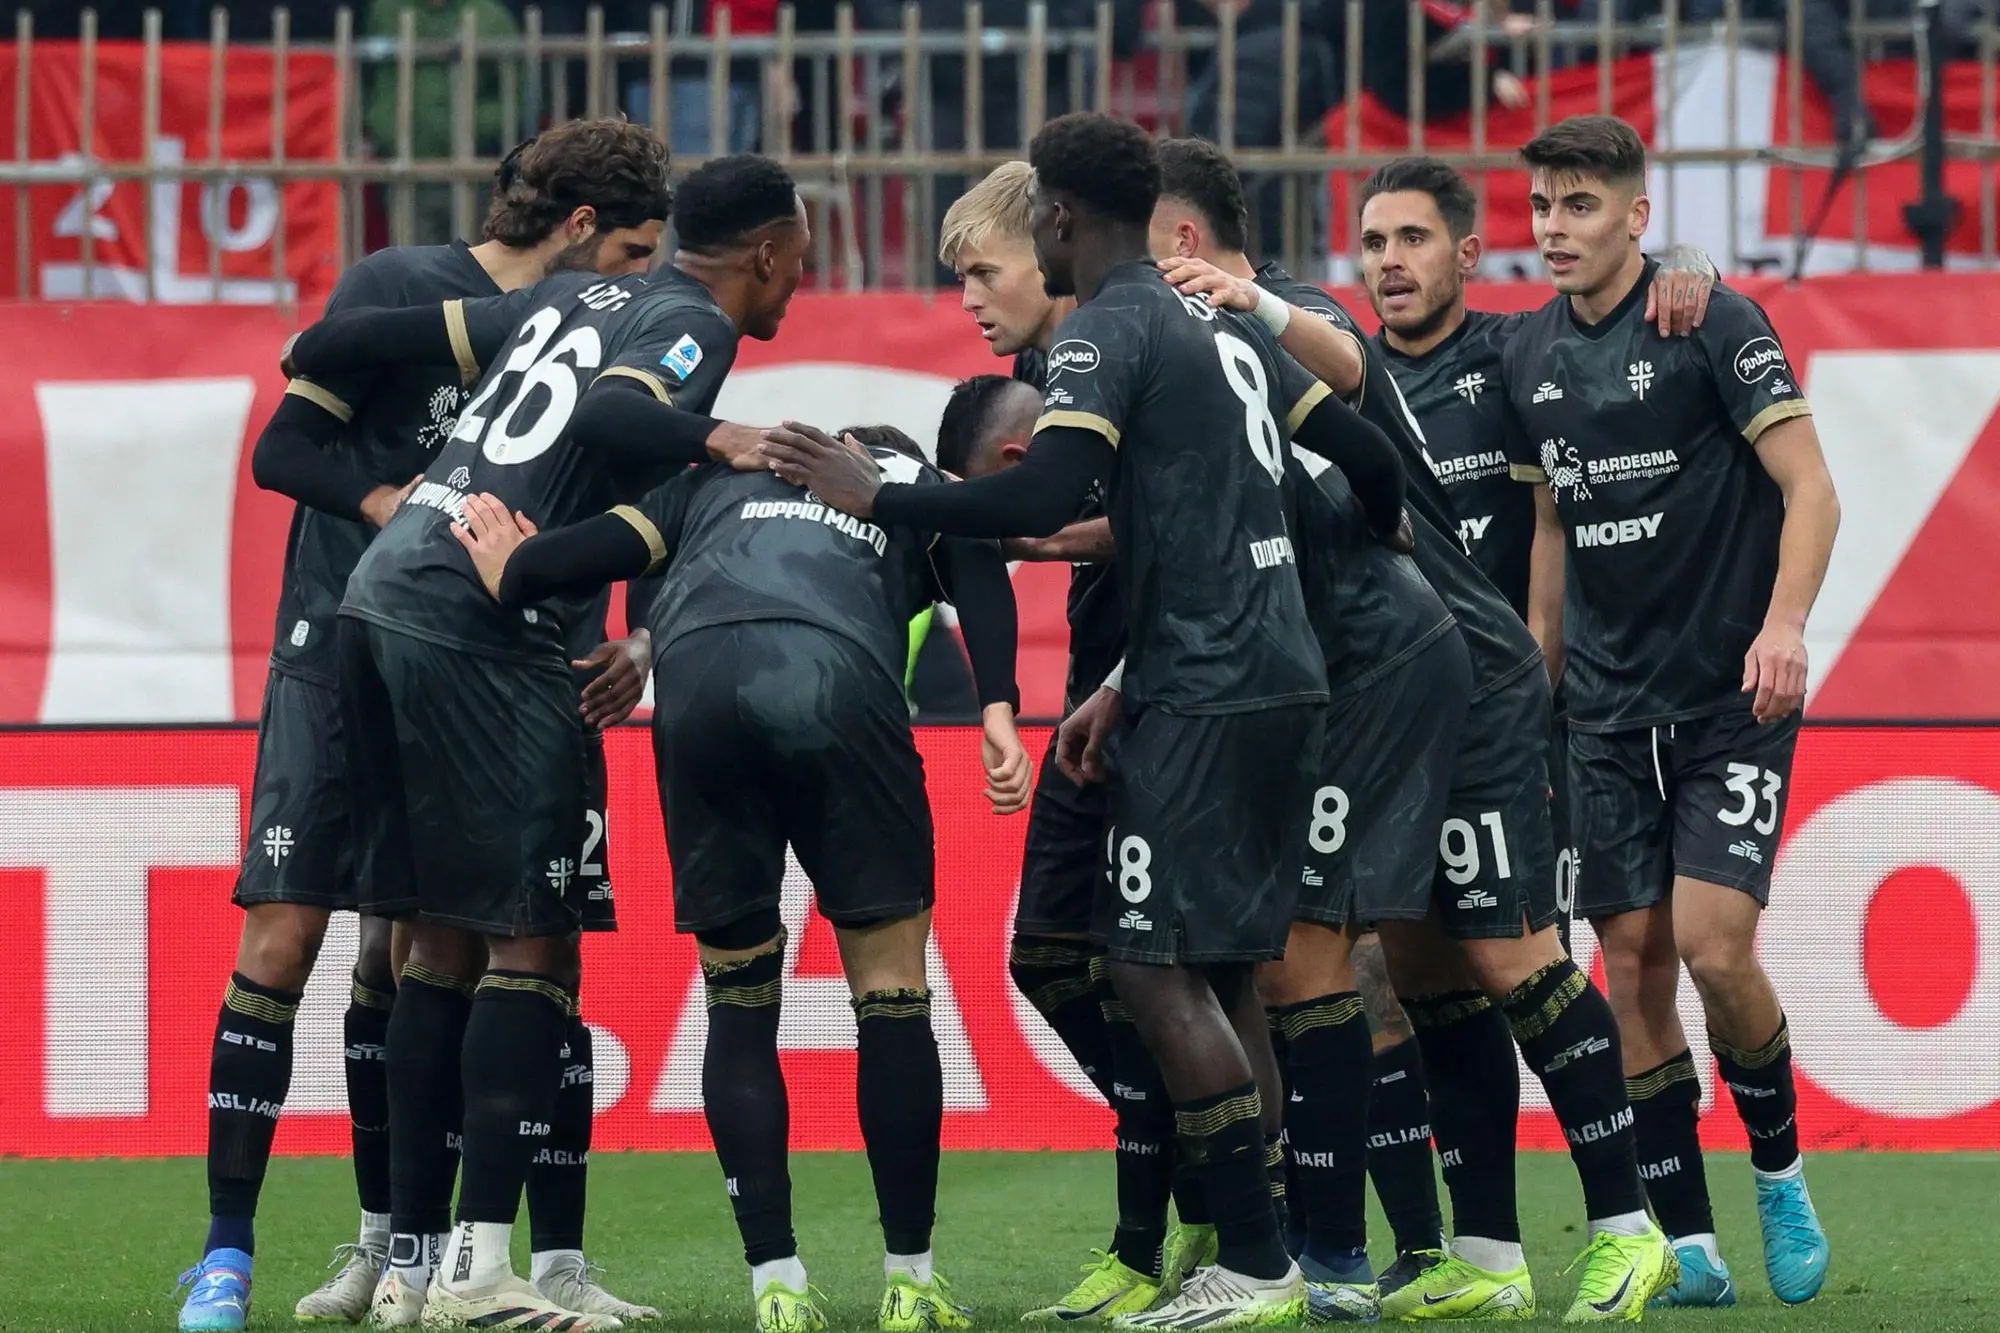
[1156,136,1674,1322]
[764,112,1424,1330]
[176,120,667,1333]
[1505,117,1839,1309]
[1353,157,1747,1310]
[277,154,808,1329]
[446,419,1029,1333]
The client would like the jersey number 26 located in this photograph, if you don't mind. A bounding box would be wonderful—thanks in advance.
[452,307,606,466]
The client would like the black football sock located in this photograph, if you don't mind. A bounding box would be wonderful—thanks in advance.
[855,987,943,1256]
[1366,1038,1444,1254]
[1405,993,1521,1245]
[205,973,303,1255]
[388,965,474,1257]
[1627,1050,1716,1238]
[1712,1016,1802,1174]
[1272,994,1373,1264]
[455,973,572,1226]
[1264,1132,1289,1241]
[1265,1016,1302,1255]
[1503,961,1646,1223]
[1100,959,1172,1278]
[346,972,395,1221]
[702,944,796,1264]
[1010,936,1114,1102]
[1172,1158,1211,1227]
[527,1010,594,1254]
[1175,1084,1290,1280]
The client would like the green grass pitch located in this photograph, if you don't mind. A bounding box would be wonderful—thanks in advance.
[2,1151,1989,1331]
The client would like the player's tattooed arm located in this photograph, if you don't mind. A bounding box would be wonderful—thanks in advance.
[1527,485,1566,686]
[1002,517,1116,563]
[1645,244,1718,336]
[1744,416,1841,723]
[1157,256,1365,395]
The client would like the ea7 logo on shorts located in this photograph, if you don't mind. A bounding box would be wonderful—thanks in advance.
[1729,839,1765,864]
[1734,335,1788,384]
[1574,513,1663,547]
[1118,909,1154,932]
[1047,339,1101,378]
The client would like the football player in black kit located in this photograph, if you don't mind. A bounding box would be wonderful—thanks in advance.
[1504,117,1840,1309]
[764,112,1417,1330]
[444,418,1029,1333]
[1358,156,1716,966]
[1155,136,1675,1322]
[936,167,1212,1320]
[276,154,808,1329]
[176,120,669,1333]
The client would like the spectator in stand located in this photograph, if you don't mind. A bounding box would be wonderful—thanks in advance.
[363,0,523,243]
[607,0,769,156]
[1189,0,1531,262]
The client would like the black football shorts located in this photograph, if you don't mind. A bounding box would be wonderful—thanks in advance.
[1571,702,1801,917]
[1297,630,1470,930]
[1096,701,1327,966]
[339,617,587,937]
[234,669,355,911]
[653,621,935,935]
[1436,663,1563,940]
[1015,729,1111,936]
[577,728,618,932]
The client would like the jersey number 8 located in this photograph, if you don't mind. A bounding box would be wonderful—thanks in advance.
[452,307,606,466]
[1213,329,1287,486]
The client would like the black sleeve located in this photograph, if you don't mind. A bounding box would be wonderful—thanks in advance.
[873,427,1112,538]
[250,390,380,522]
[570,375,724,470]
[289,303,460,377]
[1288,388,1406,537]
[493,510,659,606]
[932,536,1020,711]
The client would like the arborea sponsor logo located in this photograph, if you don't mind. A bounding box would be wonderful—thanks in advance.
[1735,335,1788,384]
[1046,339,1100,378]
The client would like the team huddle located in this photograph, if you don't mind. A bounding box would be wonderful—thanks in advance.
[179,109,1841,1333]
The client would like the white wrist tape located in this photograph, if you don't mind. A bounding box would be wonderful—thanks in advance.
[1253,284,1293,335]
[1101,660,1125,694]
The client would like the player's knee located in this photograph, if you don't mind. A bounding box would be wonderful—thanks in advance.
[236,903,330,990]
[835,910,930,995]
[697,922,786,1023]
[353,915,397,995]
[1008,934,1099,1019]
[405,921,485,983]
[1678,931,1759,1000]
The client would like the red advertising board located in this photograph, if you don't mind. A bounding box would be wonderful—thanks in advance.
[0,723,1995,1158]
[3,276,2000,725]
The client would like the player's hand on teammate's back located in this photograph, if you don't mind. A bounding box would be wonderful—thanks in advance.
[760,423,884,517]
[450,492,538,600]
[361,474,423,530]
[1156,255,1259,313]
[981,702,1033,815]
[1742,620,1808,724]
[1646,244,1717,336]
[708,421,774,472]
[575,630,652,731]
[1055,685,1122,786]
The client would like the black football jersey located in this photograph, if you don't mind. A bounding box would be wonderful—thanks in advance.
[1014,346,1125,710]
[1287,449,1455,700]
[271,242,499,685]
[1379,309,1538,619]
[1502,262,1808,733]
[1037,261,1327,714]
[342,266,740,665]
[1253,264,1541,701]
[622,445,950,691]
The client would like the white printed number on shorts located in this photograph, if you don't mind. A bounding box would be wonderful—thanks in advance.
[1307,785,1350,855]
[1440,811,1513,885]
[580,810,606,877]
[1718,762,1784,836]
[1107,832,1154,904]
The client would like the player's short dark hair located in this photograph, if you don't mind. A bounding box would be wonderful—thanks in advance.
[1157,138,1249,254]
[482,117,673,246]
[935,375,1033,477]
[673,154,800,252]
[841,424,927,464]
[1029,113,1160,229]
[1520,115,1647,189]
[1357,157,1479,240]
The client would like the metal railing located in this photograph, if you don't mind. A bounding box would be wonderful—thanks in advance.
[3,1,1995,295]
